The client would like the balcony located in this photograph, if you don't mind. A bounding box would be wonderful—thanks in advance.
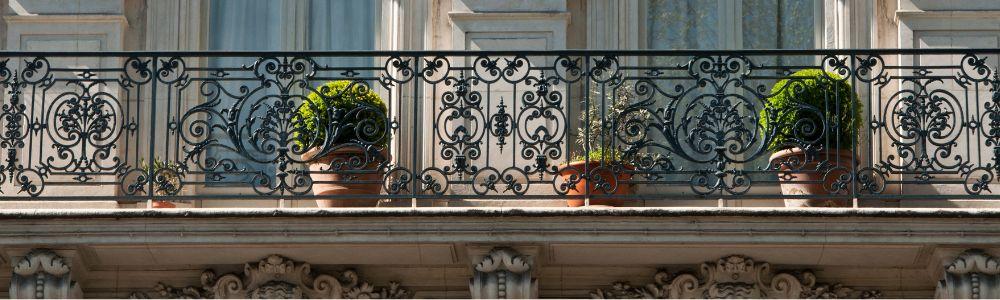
[1,49,999,208]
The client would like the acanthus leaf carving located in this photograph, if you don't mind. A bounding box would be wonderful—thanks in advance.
[591,255,880,299]
[10,249,83,299]
[130,254,410,299]
[470,247,538,299]
[936,249,1000,299]
[129,282,210,299]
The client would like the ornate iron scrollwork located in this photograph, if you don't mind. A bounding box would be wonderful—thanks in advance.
[0,50,998,201]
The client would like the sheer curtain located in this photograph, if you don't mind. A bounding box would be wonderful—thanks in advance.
[646,0,815,51]
[647,0,720,50]
[740,0,817,175]
[209,0,284,51]
[206,0,284,185]
[742,0,816,66]
[645,0,725,181]
[308,0,376,75]
[308,1,375,50]
[205,0,376,186]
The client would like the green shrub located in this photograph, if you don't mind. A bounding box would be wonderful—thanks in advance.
[572,148,624,163]
[294,80,389,150]
[759,69,863,152]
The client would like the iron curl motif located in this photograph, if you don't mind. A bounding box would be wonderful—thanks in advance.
[436,73,486,176]
[877,78,965,181]
[628,55,766,195]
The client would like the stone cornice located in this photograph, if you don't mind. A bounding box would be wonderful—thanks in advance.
[0,208,999,245]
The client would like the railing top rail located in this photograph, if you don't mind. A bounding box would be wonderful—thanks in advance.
[0,48,997,57]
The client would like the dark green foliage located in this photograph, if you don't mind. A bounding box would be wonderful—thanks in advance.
[294,80,389,150]
[759,69,863,152]
[571,148,624,163]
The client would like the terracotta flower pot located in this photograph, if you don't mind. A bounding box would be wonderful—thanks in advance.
[303,147,386,208]
[558,161,634,207]
[770,148,855,207]
[151,174,181,208]
[151,201,176,208]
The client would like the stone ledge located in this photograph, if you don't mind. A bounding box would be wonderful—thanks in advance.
[0,201,119,210]
[1,206,1000,219]
[1,207,1000,245]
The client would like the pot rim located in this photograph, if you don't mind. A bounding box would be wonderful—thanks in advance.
[302,146,388,162]
[769,147,855,161]
[557,160,636,172]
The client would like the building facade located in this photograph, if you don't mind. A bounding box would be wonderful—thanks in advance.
[2,0,1000,298]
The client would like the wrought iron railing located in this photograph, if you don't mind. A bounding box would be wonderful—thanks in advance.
[1,49,999,204]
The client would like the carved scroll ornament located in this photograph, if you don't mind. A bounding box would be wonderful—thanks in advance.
[591,255,881,299]
[130,254,409,299]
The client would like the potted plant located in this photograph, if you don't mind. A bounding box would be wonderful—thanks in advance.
[760,69,863,207]
[139,158,184,208]
[558,88,646,207]
[295,80,389,208]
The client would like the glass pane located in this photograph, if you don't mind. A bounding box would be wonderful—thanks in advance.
[307,0,375,50]
[208,0,284,51]
[742,0,816,66]
[308,0,376,72]
[201,0,379,190]
[742,0,818,184]
[644,0,725,187]
[647,0,720,50]
[646,0,723,76]
[205,0,285,185]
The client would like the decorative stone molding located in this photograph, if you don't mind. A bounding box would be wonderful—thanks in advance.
[130,254,409,299]
[936,249,1000,299]
[591,255,880,299]
[469,248,538,299]
[9,249,83,299]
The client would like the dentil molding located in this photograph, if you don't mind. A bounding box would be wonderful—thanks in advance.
[591,255,881,299]
[129,254,409,299]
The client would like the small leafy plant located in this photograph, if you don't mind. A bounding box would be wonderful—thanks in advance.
[139,158,183,196]
[294,80,389,150]
[573,88,650,162]
[759,69,863,152]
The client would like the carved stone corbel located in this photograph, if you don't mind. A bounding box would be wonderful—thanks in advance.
[9,249,83,299]
[469,248,538,299]
[936,249,1000,299]
[591,255,880,299]
[130,254,409,299]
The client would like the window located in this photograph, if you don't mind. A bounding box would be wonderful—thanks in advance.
[640,0,822,198]
[647,0,820,51]
[205,0,377,186]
